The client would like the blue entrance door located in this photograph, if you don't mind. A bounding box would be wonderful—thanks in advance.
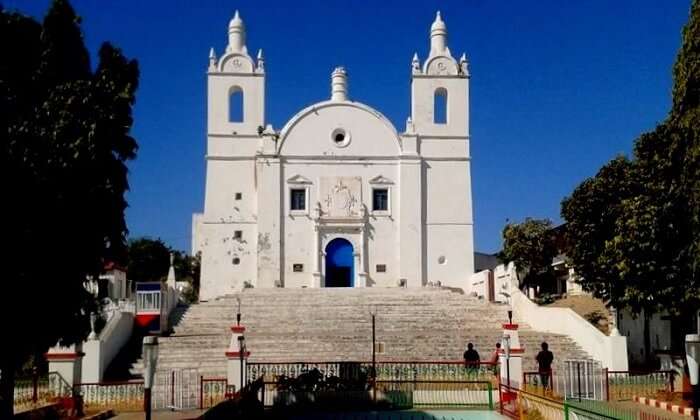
[325,238,354,287]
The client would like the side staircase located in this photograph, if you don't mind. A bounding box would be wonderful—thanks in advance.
[127,288,590,378]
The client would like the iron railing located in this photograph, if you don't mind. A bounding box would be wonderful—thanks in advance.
[74,380,145,412]
[14,372,72,411]
[199,377,234,409]
[605,370,674,402]
[247,361,498,384]
[260,379,494,410]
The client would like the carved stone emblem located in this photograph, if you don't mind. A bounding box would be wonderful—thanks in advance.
[320,177,361,217]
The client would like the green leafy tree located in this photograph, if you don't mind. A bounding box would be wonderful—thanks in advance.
[562,0,700,358]
[561,156,634,305]
[1,0,138,416]
[498,218,558,291]
[126,238,171,283]
[126,238,201,301]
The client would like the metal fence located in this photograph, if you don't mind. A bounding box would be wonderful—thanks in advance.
[74,380,144,412]
[501,383,677,420]
[260,380,494,410]
[200,377,235,409]
[13,372,72,411]
[247,361,498,384]
[524,364,675,403]
[605,370,674,402]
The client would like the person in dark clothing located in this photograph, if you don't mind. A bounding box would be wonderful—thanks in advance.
[536,342,554,389]
[463,342,480,372]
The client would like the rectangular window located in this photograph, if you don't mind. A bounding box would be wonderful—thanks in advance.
[293,264,304,272]
[234,230,242,240]
[291,189,306,211]
[235,192,242,200]
[376,264,387,273]
[372,188,389,211]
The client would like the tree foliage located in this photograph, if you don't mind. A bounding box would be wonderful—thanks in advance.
[562,0,700,326]
[499,218,558,290]
[1,0,138,415]
[126,237,200,289]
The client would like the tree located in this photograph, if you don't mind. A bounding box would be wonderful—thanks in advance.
[1,0,138,416]
[498,218,558,292]
[561,156,634,305]
[126,238,171,283]
[562,0,700,358]
[126,238,201,301]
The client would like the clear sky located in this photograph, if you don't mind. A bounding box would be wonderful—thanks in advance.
[9,0,692,254]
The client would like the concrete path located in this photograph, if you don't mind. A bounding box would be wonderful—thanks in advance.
[112,409,205,419]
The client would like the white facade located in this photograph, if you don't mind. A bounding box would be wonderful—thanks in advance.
[193,11,475,300]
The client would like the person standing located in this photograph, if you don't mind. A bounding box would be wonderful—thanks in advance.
[463,342,480,373]
[489,342,501,374]
[536,342,554,390]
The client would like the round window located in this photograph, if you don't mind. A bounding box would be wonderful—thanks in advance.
[438,256,447,265]
[331,128,351,148]
[232,257,240,265]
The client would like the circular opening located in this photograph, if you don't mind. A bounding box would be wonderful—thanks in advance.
[232,257,240,265]
[331,128,350,148]
[438,256,446,265]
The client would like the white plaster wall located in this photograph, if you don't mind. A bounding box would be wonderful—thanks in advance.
[411,76,469,136]
[511,287,629,370]
[81,311,133,383]
[279,161,401,288]
[198,223,257,300]
[423,159,473,288]
[202,159,257,221]
[469,270,490,297]
[424,160,472,224]
[618,309,672,365]
[278,102,401,157]
[425,224,473,288]
[208,73,264,136]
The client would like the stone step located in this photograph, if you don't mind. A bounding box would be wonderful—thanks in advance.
[129,288,591,379]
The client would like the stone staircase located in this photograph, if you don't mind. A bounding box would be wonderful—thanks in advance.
[130,288,590,378]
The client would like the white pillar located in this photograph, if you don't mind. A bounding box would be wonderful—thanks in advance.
[46,343,84,386]
[225,325,250,392]
[358,227,367,287]
[312,226,321,288]
[499,323,523,390]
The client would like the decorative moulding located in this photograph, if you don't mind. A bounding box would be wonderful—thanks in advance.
[369,175,394,185]
[287,174,312,184]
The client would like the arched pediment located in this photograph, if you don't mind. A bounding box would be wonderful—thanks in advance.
[219,52,255,73]
[423,55,459,76]
[277,101,402,156]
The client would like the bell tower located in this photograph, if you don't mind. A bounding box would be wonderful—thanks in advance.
[408,12,474,289]
[207,11,265,136]
[410,11,469,137]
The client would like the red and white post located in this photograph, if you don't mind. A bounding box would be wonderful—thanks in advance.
[499,322,524,389]
[225,325,250,392]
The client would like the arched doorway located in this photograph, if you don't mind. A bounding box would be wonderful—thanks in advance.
[325,238,354,287]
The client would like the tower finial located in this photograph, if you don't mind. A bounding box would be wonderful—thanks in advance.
[228,10,246,52]
[256,49,265,72]
[430,10,448,55]
[331,67,348,102]
[209,47,217,71]
[412,52,421,74]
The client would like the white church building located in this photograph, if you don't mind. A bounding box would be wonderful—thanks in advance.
[193,11,475,300]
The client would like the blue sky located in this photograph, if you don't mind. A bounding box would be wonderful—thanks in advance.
[10,1,691,254]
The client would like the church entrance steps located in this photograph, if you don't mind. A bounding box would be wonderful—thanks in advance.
[129,288,591,379]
